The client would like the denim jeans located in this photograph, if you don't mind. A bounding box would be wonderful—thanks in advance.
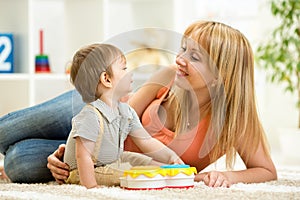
[0,90,85,183]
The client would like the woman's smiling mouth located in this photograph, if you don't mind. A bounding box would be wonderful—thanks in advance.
[176,66,189,76]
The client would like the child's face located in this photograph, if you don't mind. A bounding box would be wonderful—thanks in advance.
[110,56,133,98]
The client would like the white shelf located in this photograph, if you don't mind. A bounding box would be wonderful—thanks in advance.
[0,74,30,80]
[32,73,70,81]
[0,73,70,80]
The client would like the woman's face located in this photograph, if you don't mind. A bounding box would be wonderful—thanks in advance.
[175,37,215,91]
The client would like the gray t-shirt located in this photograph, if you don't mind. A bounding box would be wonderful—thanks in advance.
[64,99,143,170]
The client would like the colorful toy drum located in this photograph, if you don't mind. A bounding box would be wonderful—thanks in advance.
[160,164,197,189]
[120,164,197,190]
[120,166,166,190]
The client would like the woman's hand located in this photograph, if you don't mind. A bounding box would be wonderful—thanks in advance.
[47,144,70,184]
[195,171,231,188]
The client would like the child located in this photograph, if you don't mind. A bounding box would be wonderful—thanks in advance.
[63,43,184,189]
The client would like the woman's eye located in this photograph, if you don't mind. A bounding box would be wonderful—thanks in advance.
[191,56,199,61]
[191,53,201,61]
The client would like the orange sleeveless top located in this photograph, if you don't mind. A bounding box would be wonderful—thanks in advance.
[124,86,210,171]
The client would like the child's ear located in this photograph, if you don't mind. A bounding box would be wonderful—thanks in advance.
[99,71,112,88]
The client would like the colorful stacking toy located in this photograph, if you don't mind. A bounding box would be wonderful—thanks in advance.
[35,29,50,73]
[120,164,197,190]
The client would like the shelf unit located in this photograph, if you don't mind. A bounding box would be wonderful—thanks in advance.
[0,0,187,116]
[0,0,73,115]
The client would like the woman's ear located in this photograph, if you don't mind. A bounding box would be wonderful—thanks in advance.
[99,71,112,88]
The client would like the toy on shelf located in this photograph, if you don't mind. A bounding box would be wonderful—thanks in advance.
[35,29,50,73]
[0,33,14,73]
[65,60,71,74]
[120,164,197,190]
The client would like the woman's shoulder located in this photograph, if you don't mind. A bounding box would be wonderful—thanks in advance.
[146,65,176,86]
[128,65,176,118]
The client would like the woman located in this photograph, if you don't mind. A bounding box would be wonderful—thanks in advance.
[0,21,277,187]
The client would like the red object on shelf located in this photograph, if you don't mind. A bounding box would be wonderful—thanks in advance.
[39,29,43,55]
[35,29,50,73]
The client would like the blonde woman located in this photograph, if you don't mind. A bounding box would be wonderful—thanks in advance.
[0,21,277,187]
[124,21,277,187]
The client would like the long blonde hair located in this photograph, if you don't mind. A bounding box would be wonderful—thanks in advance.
[175,21,270,169]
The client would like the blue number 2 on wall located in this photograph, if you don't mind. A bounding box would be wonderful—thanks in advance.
[0,34,14,73]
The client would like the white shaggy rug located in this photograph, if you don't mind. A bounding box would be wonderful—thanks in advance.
[0,167,299,200]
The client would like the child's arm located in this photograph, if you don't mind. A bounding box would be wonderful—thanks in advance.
[130,128,184,165]
[76,137,98,189]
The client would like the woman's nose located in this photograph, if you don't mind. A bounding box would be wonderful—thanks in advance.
[176,54,187,66]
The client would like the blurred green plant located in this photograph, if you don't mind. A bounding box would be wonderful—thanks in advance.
[256,0,300,128]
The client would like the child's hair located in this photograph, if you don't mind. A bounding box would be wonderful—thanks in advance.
[70,43,124,103]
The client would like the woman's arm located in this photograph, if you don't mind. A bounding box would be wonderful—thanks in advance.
[75,137,99,189]
[227,142,277,183]
[195,142,277,187]
[129,65,176,118]
[130,128,184,165]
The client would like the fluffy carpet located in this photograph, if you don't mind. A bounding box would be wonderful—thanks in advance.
[0,167,299,200]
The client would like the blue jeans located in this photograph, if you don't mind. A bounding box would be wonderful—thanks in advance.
[0,90,85,183]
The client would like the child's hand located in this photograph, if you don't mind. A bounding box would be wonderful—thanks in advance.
[170,157,185,165]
